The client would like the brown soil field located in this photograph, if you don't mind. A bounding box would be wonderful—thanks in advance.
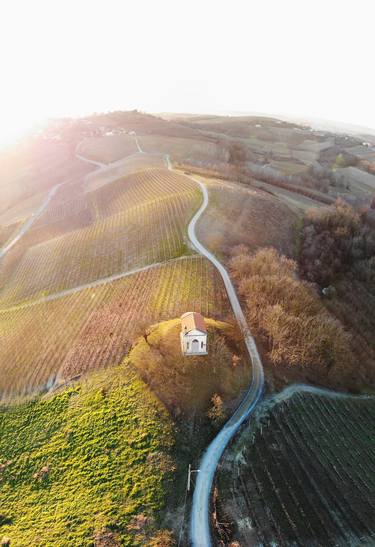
[217,389,375,546]
[0,141,93,216]
[196,177,299,258]
[138,135,222,163]
[77,134,138,163]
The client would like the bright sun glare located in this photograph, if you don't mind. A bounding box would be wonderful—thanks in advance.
[0,114,41,148]
[0,0,375,148]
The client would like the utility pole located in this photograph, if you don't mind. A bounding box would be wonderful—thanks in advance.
[187,463,200,492]
[178,464,201,547]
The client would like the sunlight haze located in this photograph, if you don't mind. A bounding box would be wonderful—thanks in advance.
[1,2,375,544]
[0,0,374,146]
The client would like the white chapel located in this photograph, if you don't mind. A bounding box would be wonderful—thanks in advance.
[180,312,208,356]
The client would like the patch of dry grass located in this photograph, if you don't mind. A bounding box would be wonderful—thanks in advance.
[196,178,298,258]
[138,135,221,163]
[78,134,138,163]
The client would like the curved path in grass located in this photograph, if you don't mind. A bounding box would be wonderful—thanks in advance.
[0,140,115,261]
[133,134,144,154]
[0,139,123,261]
[77,136,265,546]
[0,183,62,260]
[1,256,196,313]
[273,382,373,401]
[75,145,107,168]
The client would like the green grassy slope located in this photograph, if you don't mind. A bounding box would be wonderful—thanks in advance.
[0,362,175,546]
[0,317,249,546]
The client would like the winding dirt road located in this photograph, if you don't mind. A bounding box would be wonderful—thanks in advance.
[0,141,112,261]
[133,133,144,154]
[0,183,62,260]
[2,133,365,546]
[164,161,264,547]
[0,256,195,313]
[77,138,265,546]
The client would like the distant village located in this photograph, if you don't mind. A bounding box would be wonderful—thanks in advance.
[39,116,131,144]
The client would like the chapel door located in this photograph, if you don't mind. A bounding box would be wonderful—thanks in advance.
[192,339,199,352]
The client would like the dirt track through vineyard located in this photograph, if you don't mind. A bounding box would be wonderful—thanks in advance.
[76,137,265,547]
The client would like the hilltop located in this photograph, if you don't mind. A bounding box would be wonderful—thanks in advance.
[129,318,250,416]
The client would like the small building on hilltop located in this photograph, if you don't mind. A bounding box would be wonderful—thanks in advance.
[180,312,208,356]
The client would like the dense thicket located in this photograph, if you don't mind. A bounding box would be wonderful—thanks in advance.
[298,202,375,388]
[299,200,375,287]
[230,247,356,387]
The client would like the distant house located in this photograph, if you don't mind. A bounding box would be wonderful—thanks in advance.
[180,312,208,356]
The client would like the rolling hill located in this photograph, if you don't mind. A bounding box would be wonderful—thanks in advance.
[0,110,374,546]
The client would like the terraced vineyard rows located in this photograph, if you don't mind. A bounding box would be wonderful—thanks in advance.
[0,170,200,305]
[220,390,375,546]
[0,256,231,402]
[33,168,196,225]
[90,168,198,217]
[20,169,194,245]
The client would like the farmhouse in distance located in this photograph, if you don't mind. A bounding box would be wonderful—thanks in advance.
[180,312,208,356]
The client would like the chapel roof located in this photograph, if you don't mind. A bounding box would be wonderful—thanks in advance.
[180,312,207,334]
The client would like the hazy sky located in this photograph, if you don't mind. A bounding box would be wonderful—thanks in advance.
[0,0,374,145]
